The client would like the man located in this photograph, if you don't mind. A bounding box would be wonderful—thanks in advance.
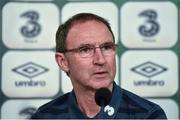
[31,13,167,119]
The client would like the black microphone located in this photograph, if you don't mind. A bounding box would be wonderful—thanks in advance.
[95,87,112,107]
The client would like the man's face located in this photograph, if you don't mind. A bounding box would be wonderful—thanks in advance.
[65,20,116,90]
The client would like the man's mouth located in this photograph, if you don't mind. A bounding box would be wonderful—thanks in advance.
[93,71,108,77]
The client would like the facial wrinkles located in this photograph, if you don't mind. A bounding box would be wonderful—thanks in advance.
[66,21,113,48]
[68,21,113,66]
[65,21,115,88]
[92,53,114,79]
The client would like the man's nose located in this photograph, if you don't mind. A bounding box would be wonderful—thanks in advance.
[93,48,106,65]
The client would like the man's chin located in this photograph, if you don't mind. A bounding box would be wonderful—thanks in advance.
[89,81,113,91]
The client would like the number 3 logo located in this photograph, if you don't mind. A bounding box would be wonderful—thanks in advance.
[20,10,41,38]
[138,9,160,37]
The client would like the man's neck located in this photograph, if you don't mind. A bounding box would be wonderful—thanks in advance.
[72,82,114,118]
[73,87,100,118]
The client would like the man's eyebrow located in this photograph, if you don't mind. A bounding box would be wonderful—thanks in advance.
[101,41,115,45]
[79,41,114,47]
[78,43,94,47]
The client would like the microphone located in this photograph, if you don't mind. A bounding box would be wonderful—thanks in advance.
[95,88,115,116]
[95,87,112,107]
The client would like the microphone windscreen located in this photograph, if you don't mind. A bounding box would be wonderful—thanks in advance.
[95,87,112,107]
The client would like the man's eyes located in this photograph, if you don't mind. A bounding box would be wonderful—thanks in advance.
[101,44,114,50]
[102,45,113,49]
[78,46,93,53]
[77,43,115,53]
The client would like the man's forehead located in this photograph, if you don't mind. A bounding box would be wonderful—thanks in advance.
[71,20,106,29]
[68,21,110,37]
[66,20,113,47]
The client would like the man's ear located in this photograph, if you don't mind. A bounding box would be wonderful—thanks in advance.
[55,52,69,72]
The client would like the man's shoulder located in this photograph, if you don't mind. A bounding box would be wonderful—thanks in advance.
[31,92,71,119]
[39,92,70,110]
[121,88,157,110]
[118,88,166,118]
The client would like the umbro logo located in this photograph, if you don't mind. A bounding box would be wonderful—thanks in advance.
[131,61,167,86]
[12,62,48,87]
[12,62,48,79]
[131,61,167,78]
[19,107,37,119]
